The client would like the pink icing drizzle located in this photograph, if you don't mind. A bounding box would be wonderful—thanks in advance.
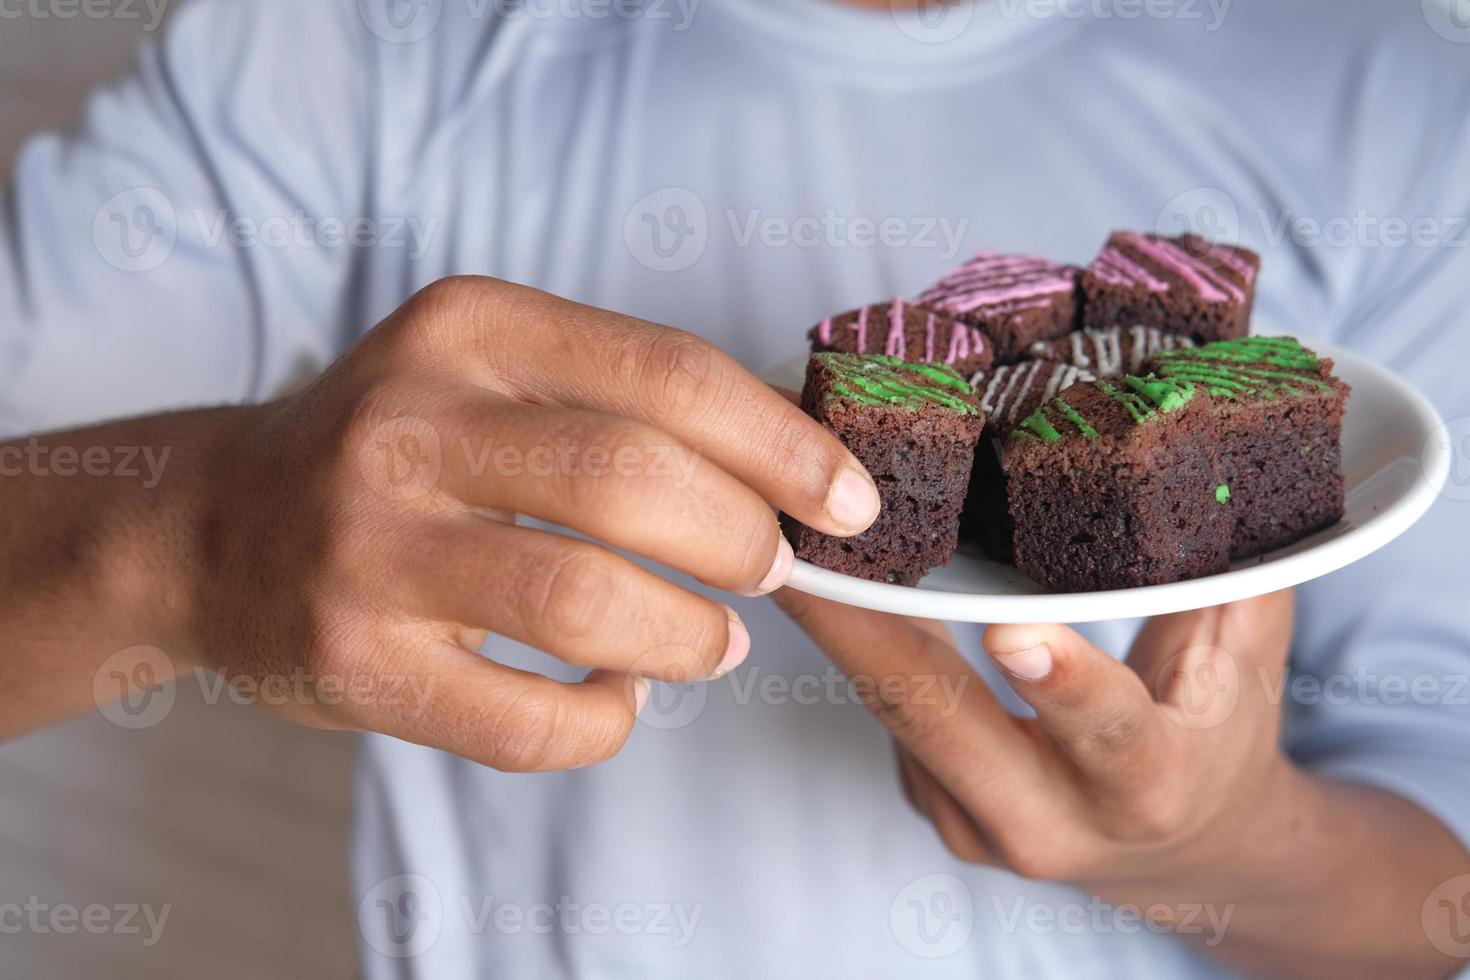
[916,252,1075,317]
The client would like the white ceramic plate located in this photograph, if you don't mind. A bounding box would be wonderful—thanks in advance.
[765,338,1450,623]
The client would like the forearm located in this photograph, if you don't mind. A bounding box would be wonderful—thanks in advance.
[1104,763,1468,979]
[0,407,250,739]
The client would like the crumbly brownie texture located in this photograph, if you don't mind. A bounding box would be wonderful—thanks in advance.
[1003,337,1348,592]
[1147,337,1348,558]
[809,298,994,377]
[959,361,1097,562]
[781,353,984,586]
[1082,232,1259,342]
[1005,375,1232,592]
[915,253,1082,364]
[1025,325,1196,377]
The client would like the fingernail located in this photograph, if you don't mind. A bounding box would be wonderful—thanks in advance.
[994,644,1053,681]
[633,676,651,715]
[826,467,881,533]
[755,537,794,595]
[712,608,750,679]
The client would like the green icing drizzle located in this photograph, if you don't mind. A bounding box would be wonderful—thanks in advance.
[1216,484,1231,504]
[1018,408,1062,443]
[1151,337,1332,399]
[1097,381,1159,424]
[1016,396,1098,444]
[1054,399,1098,439]
[818,353,978,414]
[1123,374,1195,413]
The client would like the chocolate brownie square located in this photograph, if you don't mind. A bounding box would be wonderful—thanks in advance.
[1004,376,1234,592]
[915,253,1082,364]
[1081,232,1259,341]
[808,298,993,378]
[1146,336,1349,559]
[1025,325,1196,377]
[781,353,984,586]
[959,361,1097,562]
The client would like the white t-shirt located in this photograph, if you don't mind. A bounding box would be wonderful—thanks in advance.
[3,0,1469,975]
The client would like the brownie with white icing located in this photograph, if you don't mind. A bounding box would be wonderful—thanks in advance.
[1081,232,1259,341]
[808,299,994,378]
[959,360,1097,561]
[1025,325,1195,377]
[781,353,985,586]
[915,253,1082,363]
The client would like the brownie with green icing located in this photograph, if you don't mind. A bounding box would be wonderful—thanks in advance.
[780,353,985,586]
[1000,336,1348,593]
[1149,336,1349,558]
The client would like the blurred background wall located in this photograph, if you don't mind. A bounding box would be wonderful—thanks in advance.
[0,7,358,977]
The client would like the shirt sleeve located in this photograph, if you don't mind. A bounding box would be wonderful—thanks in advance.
[0,0,374,437]
[1283,33,1470,853]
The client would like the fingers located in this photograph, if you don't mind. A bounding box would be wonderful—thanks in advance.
[402,513,749,683]
[777,588,1048,819]
[362,640,647,772]
[439,397,792,596]
[414,277,882,538]
[897,745,997,865]
[1130,590,1294,726]
[983,622,1170,797]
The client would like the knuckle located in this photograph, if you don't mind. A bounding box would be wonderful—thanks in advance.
[482,687,562,772]
[995,837,1076,882]
[1111,779,1190,842]
[522,548,619,644]
[933,813,989,865]
[618,328,726,420]
[561,418,661,519]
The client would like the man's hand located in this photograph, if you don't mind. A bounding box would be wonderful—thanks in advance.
[1,277,882,769]
[779,588,1470,978]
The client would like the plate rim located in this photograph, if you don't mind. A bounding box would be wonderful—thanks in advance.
[772,337,1450,624]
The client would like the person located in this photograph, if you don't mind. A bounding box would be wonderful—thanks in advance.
[2,0,1468,975]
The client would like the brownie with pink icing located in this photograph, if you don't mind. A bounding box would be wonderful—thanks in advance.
[1081,232,1259,341]
[807,298,994,378]
[914,253,1082,364]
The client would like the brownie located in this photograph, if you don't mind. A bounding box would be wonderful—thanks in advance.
[1005,376,1233,592]
[1146,336,1349,558]
[1025,325,1196,377]
[915,253,1082,363]
[1081,232,1260,341]
[781,353,984,586]
[1002,336,1349,593]
[808,298,994,377]
[959,361,1098,562]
